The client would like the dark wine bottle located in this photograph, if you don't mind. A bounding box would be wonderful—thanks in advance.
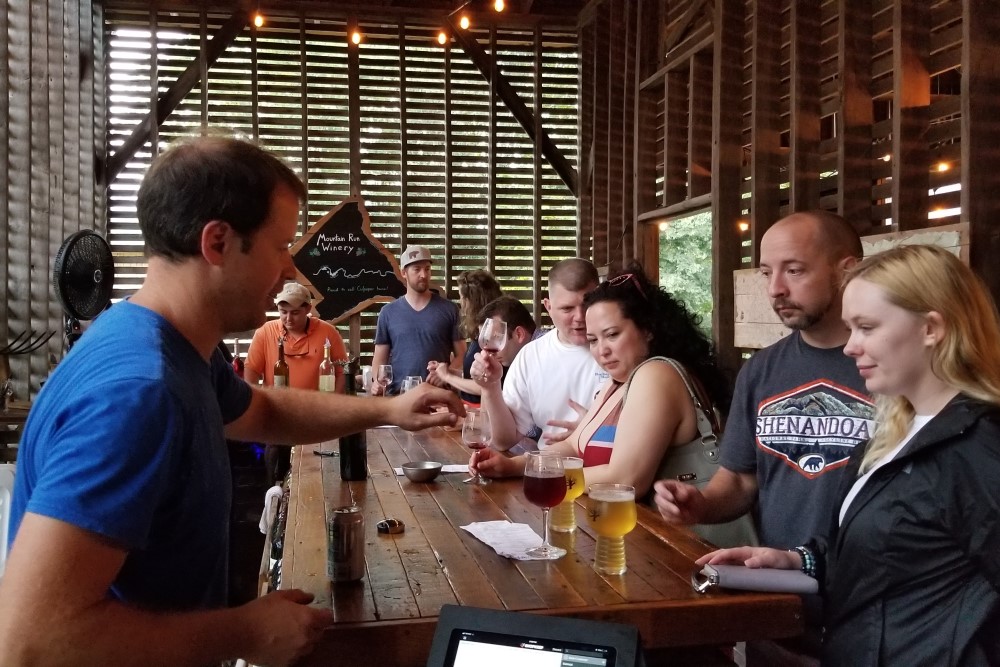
[340,357,368,480]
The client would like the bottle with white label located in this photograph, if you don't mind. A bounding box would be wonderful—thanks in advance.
[273,337,289,388]
[318,338,336,392]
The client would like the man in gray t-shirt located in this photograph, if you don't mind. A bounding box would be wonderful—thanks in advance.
[371,245,464,395]
[653,211,873,549]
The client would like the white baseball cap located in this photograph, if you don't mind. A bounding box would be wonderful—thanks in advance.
[400,245,433,269]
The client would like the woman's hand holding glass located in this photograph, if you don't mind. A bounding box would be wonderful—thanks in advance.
[468,447,523,479]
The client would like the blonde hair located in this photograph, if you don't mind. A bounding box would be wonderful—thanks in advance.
[844,244,1000,472]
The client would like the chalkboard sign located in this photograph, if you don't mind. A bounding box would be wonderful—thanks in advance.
[291,198,405,322]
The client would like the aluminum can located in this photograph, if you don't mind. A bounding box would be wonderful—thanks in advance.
[328,505,365,582]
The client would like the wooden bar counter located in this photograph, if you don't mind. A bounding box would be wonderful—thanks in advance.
[280,426,803,666]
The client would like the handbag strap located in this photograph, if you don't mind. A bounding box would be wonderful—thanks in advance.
[624,356,720,464]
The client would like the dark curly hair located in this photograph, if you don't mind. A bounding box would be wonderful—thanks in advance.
[583,262,731,413]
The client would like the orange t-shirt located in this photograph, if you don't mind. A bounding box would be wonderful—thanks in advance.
[245,318,348,390]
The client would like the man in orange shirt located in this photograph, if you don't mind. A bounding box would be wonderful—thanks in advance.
[245,282,349,482]
[245,282,348,391]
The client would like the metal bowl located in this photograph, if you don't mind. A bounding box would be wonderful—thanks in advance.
[401,461,442,483]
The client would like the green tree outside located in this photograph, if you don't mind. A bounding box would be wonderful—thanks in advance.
[658,210,713,336]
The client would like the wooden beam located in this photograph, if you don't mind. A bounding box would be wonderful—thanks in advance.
[448,14,578,196]
[488,26,498,270]
[533,26,544,305]
[620,0,635,266]
[663,69,688,206]
[347,14,361,196]
[962,0,1000,303]
[104,9,249,184]
[632,0,660,265]
[711,0,745,378]
[836,0,873,233]
[591,3,610,263]
[663,0,709,55]
[444,41,454,283]
[398,22,409,248]
[789,0,820,211]
[578,13,595,266]
[749,0,781,245]
[688,51,712,198]
[891,0,929,231]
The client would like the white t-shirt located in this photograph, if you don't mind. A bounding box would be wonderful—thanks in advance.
[839,414,933,525]
[501,329,609,448]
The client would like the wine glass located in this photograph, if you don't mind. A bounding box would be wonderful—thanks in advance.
[401,375,422,394]
[586,483,637,575]
[377,364,393,394]
[462,408,492,485]
[523,451,567,560]
[477,318,507,381]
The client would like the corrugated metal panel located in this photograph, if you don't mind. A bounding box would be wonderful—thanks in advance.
[0,0,102,399]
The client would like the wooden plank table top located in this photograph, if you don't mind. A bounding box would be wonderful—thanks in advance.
[281,426,803,666]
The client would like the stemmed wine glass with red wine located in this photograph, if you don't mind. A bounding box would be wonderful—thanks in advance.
[477,319,507,381]
[522,452,567,560]
[462,408,492,485]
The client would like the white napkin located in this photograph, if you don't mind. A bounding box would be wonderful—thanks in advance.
[461,520,547,560]
[259,485,284,535]
[392,464,468,475]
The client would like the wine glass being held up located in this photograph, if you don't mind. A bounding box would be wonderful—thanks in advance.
[478,318,507,356]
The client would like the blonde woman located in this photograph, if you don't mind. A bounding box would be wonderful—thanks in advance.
[700,245,1000,666]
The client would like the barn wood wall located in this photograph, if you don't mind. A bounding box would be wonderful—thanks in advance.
[578,0,1000,376]
[1,0,105,399]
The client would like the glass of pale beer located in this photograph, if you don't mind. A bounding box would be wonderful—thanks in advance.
[550,457,584,533]
[585,483,637,575]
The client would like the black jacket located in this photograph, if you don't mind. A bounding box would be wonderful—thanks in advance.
[811,396,1000,666]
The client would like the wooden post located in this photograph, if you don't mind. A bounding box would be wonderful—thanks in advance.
[837,0,873,234]
[398,23,408,249]
[750,0,781,242]
[687,51,712,199]
[632,0,661,274]
[891,0,929,231]
[347,14,361,197]
[962,0,1000,303]
[533,27,543,302]
[789,0,820,212]
[711,0,745,378]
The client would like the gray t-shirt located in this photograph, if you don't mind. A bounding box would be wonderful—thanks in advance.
[720,331,875,549]
[374,294,460,394]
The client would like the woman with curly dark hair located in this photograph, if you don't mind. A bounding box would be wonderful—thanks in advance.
[471,263,732,500]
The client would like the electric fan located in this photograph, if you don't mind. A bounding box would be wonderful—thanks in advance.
[52,229,115,349]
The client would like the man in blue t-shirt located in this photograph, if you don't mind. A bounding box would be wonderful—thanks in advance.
[369,245,465,395]
[0,137,464,667]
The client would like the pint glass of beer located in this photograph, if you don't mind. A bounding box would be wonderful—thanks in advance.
[550,457,584,533]
[586,483,637,575]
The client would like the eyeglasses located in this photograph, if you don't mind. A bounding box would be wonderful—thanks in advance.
[607,273,647,299]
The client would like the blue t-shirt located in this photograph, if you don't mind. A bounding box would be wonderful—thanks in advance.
[9,301,252,611]
[374,294,460,394]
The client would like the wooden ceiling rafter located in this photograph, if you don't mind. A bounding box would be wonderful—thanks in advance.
[104,8,250,184]
[662,0,711,56]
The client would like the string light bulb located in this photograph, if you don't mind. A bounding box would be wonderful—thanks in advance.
[437,31,448,45]
[459,15,471,30]
[738,221,750,233]
[494,0,505,11]
[253,12,264,28]
[351,31,362,45]
[936,161,950,172]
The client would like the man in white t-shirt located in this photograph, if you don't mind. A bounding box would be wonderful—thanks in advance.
[473,258,608,451]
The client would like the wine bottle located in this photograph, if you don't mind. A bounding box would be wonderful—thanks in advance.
[273,337,289,388]
[318,338,336,392]
[339,357,368,480]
